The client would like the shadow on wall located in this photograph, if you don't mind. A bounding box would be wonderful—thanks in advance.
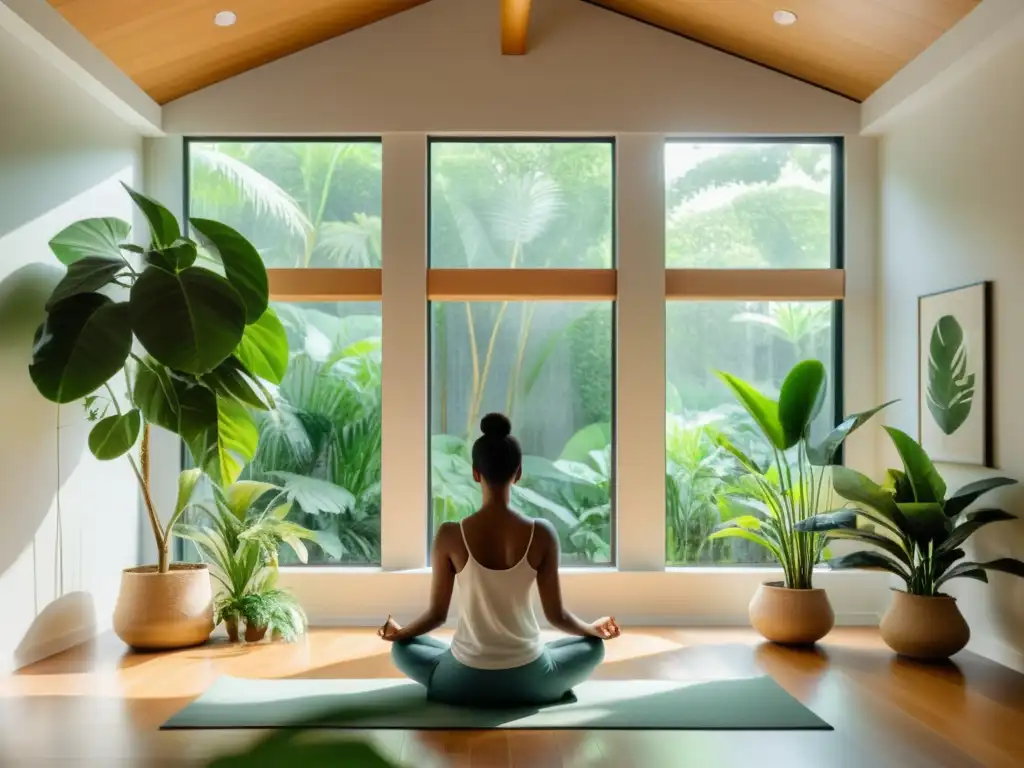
[0,264,91,660]
[967,510,1024,664]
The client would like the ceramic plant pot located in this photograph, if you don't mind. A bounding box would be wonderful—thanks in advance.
[113,564,214,650]
[749,581,835,645]
[224,615,240,643]
[879,590,970,660]
[244,623,269,643]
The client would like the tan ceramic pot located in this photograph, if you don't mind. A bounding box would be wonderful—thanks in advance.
[749,581,835,645]
[113,564,214,650]
[879,590,970,660]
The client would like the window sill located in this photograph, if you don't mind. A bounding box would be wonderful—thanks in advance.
[277,565,890,626]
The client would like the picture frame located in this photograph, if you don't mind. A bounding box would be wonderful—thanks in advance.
[917,281,993,467]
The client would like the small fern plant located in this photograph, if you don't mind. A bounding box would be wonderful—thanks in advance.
[176,480,326,642]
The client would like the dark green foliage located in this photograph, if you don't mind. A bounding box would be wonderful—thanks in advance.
[569,309,612,426]
[28,184,288,491]
[797,431,1023,596]
[709,362,888,588]
[29,293,133,403]
[129,266,247,375]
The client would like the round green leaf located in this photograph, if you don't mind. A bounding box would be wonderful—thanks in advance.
[778,359,826,449]
[88,409,141,460]
[49,217,130,265]
[122,183,180,247]
[45,256,127,310]
[130,266,246,374]
[234,307,288,384]
[29,294,132,403]
[190,218,269,323]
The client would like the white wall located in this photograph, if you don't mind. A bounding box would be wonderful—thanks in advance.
[162,0,860,135]
[0,25,143,672]
[878,36,1024,671]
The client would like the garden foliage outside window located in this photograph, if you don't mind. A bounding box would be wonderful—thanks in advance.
[188,141,383,565]
[664,141,840,566]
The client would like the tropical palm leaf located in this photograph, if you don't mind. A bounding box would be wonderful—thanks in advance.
[487,173,564,252]
[731,303,830,347]
[191,145,312,246]
[926,314,975,435]
[313,214,381,267]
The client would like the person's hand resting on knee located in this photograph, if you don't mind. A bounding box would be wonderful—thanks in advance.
[588,616,621,640]
[377,615,401,641]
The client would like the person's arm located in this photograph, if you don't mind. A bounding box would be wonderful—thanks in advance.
[385,523,457,642]
[535,520,617,638]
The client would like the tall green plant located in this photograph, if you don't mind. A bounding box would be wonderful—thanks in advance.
[708,360,894,589]
[797,428,1024,595]
[29,185,288,572]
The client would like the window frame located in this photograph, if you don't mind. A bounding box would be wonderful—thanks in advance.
[663,136,845,455]
[425,136,619,567]
[173,133,848,575]
[662,136,845,567]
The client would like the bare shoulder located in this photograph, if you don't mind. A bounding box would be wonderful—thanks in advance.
[434,521,462,554]
[531,518,559,552]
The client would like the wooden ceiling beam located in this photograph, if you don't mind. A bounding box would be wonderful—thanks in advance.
[501,0,532,55]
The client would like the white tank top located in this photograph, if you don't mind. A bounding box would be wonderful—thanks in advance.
[448,520,543,670]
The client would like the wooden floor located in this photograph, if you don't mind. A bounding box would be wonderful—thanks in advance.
[1,627,1023,767]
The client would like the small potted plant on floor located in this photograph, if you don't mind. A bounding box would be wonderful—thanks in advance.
[797,427,1024,660]
[709,360,894,645]
[176,480,330,643]
[28,185,288,650]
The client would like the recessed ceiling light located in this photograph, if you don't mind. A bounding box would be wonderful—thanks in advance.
[773,9,798,26]
[214,10,237,27]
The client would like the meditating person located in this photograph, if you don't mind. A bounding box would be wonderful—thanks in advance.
[377,412,620,708]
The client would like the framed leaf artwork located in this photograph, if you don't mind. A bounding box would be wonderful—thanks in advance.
[918,282,992,466]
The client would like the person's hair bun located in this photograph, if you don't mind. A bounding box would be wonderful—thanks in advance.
[480,412,512,439]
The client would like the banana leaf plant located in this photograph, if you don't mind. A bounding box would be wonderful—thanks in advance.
[708,359,895,589]
[28,184,288,573]
[796,427,1024,595]
[175,480,334,641]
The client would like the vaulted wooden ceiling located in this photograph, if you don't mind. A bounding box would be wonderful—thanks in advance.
[47,0,981,105]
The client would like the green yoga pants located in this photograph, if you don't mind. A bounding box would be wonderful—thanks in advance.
[390,635,605,707]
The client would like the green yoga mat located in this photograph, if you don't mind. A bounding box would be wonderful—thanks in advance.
[162,675,831,731]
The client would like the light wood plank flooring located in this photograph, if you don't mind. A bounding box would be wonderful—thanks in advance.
[1,627,1022,767]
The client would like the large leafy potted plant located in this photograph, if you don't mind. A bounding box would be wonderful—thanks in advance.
[797,427,1024,659]
[28,185,288,649]
[709,360,893,644]
[176,481,330,643]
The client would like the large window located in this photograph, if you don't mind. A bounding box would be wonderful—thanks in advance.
[186,140,383,565]
[664,140,842,566]
[428,140,615,564]
[179,135,846,575]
